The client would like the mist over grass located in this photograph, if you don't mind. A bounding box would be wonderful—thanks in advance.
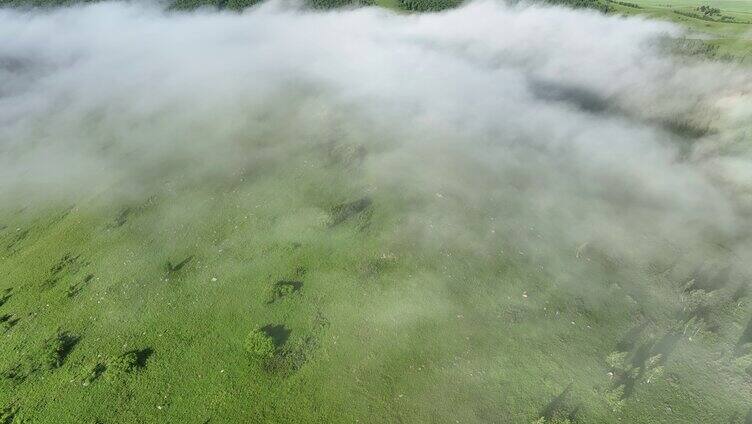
[2,0,751,265]
[1,1,752,422]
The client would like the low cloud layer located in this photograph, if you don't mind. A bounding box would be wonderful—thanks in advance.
[7,3,750,251]
[1,1,751,269]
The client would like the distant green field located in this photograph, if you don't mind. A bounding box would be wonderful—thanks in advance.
[606,0,752,60]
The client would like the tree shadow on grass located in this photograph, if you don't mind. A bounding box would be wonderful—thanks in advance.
[261,325,290,348]
[736,315,752,355]
[0,288,11,307]
[540,383,581,422]
[166,256,194,273]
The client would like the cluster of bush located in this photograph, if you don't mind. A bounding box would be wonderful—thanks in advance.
[697,5,721,17]
[674,5,744,24]
[245,329,277,360]
[81,348,153,385]
[245,327,318,376]
[2,330,79,383]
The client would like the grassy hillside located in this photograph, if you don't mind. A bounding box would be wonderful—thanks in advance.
[606,0,752,60]
[3,130,752,423]
[541,0,752,61]
[1,1,752,424]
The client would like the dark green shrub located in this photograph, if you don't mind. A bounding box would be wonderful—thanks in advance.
[697,5,721,17]
[41,331,79,370]
[81,362,106,385]
[266,280,303,304]
[103,348,152,381]
[1,405,19,424]
[263,336,318,376]
[245,329,275,359]
[329,197,372,227]
[106,352,139,380]
[0,314,18,333]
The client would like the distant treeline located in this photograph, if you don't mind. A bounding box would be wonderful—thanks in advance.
[0,0,371,10]
[0,0,613,12]
[2,0,746,27]
[168,0,260,11]
[170,0,375,10]
[543,0,611,13]
[399,0,460,12]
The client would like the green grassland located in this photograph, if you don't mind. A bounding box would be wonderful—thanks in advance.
[1,1,752,424]
[2,128,752,423]
[604,0,752,60]
[547,0,752,60]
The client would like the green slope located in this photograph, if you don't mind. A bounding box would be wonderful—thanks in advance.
[1,1,752,423]
[605,0,752,60]
[2,128,752,423]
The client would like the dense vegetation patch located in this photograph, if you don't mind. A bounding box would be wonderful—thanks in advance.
[398,0,460,12]
[545,0,610,13]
